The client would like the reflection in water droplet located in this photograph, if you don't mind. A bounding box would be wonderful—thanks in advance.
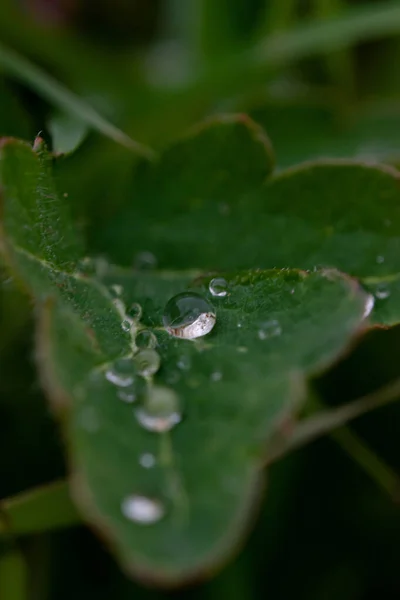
[139,453,156,468]
[134,251,157,270]
[376,255,385,264]
[209,277,228,297]
[258,320,282,340]
[363,294,375,318]
[211,371,222,382]
[135,349,161,377]
[135,330,157,349]
[121,494,164,524]
[105,358,136,387]
[121,319,132,333]
[177,355,191,370]
[126,303,143,321]
[375,285,390,300]
[135,385,181,432]
[163,292,216,339]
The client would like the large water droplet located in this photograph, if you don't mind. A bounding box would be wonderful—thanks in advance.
[105,358,136,387]
[126,302,142,321]
[163,292,216,339]
[139,453,156,469]
[135,330,157,349]
[135,385,181,432]
[121,494,164,524]
[375,284,390,300]
[258,319,282,340]
[135,349,161,377]
[209,277,228,297]
[134,251,157,270]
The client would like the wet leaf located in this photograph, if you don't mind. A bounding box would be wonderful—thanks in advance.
[0,136,371,583]
[94,116,400,325]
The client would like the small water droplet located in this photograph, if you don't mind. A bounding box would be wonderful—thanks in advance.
[121,494,164,524]
[237,346,248,353]
[135,385,181,432]
[290,288,295,294]
[209,277,228,297]
[163,292,216,339]
[110,284,123,298]
[139,453,156,468]
[258,320,282,340]
[177,355,191,370]
[375,284,390,300]
[135,349,161,377]
[135,330,157,349]
[77,257,96,276]
[363,294,375,318]
[134,251,157,270]
[105,358,136,387]
[117,387,137,403]
[211,371,222,382]
[121,319,132,333]
[376,255,385,264]
[126,302,142,321]
[237,323,242,328]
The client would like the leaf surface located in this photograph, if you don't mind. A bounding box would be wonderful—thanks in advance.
[0,136,371,583]
[94,117,400,325]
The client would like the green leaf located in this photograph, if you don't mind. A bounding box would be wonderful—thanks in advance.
[0,481,80,536]
[94,116,400,325]
[0,135,370,582]
[47,112,88,156]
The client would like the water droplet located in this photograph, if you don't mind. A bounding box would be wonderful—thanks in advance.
[135,349,161,377]
[77,257,96,276]
[163,292,216,339]
[237,323,242,328]
[258,320,282,340]
[139,453,156,468]
[126,302,142,321]
[363,294,375,318]
[237,346,248,353]
[177,355,191,370]
[121,319,132,333]
[375,284,390,300]
[105,358,136,387]
[211,371,222,382]
[135,330,157,349]
[134,251,157,270]
[121,494,164,524]
[376,255,385,264]
[117,387,137,403]
[135,385,181,432]
[209,277,228,297]
[110,284,123,298]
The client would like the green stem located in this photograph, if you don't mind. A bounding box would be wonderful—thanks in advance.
[0,547,28,600]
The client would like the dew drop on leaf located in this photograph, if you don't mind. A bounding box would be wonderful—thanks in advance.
[121,494,164,524]
[134,385,181,432]
[105,358,136,387]
[135,329,157,349]
[134,251,157,270]
[210,371,222,382]
[375,284,390,300]
[135,349,161,377]
[117,387,136,403]
[258,319,282,340]
[121,319,132,333]
[163,292,216,339]
[139,453,156,469]
[209,277,228,297]
[126,302,143,321]
[376,255,385,264]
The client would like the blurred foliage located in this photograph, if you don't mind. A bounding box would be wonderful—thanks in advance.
[0,0,400,598]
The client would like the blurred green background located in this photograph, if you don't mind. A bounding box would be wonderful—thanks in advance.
[1,0,400,598]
